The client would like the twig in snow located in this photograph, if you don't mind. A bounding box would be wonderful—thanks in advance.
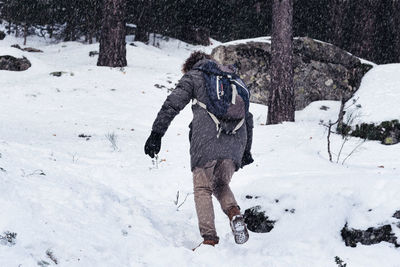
[176,192,194,211]
[105,132,119,151]
[192,241,203,251]
[326,120,335,162]
[46,249,58,265]
[174,191,180,205]
[69,152,78,163]
[341,139,367,165]
[21,169,46,177]
[323,95,364,163]
[334,256,347,267]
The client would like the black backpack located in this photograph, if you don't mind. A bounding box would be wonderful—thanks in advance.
[193,61,250,137]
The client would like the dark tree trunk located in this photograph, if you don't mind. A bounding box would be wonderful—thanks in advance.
[23,23,28,45]
[7,21,11,34]
[267,0,295,125]
[346,1,377,61]
[328,0,346,47]
[97,0,127,67]
[394,0,400,62]
[15,23,19,37]
[135,25,149,43]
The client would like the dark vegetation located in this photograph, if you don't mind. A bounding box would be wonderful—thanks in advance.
[0,0,400,64]
[341,210,400,248]
[244,205,275,233]
[340,120,400,145]
[0,231,17,246]
[341,223,399,248]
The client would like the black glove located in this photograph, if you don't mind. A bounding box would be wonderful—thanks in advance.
[241,151,254,168]
[144,131,162,158]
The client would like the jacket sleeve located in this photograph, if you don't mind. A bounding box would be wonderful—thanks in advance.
[245,111,254,152]
[151,73,194,136]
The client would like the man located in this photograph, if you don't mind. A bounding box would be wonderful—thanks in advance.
[144,51,254,246]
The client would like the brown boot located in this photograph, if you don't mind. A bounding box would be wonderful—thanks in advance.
[227,206,241,221]
[203,239,219,246]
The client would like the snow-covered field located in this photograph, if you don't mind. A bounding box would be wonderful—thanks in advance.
[1,33,400,267]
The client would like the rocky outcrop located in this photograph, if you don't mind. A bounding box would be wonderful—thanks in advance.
[0,55,31,71]
[341,210,400,248]
[0,31,5,40]
[11,44,43,53]
[341,223,399,248]
[211,37,373,110]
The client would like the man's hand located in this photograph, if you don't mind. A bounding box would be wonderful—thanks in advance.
[144,131,162,158]
[241,151,254,168]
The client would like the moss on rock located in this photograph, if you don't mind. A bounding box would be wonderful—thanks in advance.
[343,119,400,145]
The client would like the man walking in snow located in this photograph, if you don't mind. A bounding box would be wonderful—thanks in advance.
[144,51,254,246]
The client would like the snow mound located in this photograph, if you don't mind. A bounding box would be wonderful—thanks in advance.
[346,64,400,124]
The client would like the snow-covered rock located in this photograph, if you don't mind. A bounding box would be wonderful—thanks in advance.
[344,64,400,145]
[0,55,31,71]
[212,37,373,110]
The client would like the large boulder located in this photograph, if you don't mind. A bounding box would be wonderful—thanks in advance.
[0,55,31,71]
[211,37,373,110]
[0,31,5,40]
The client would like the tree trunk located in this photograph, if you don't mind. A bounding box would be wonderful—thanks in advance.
[267,0,295,124]
[7,21,11,34]
[328,0,346,47]
[394,0,400,62]
[23,23,28,45]
[135,25,149,43]
[97,0,127,67]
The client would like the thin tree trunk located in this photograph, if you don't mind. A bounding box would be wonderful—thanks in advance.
[97,0,127,67]
[394,0,400,62]
[267,0,295,124]
[23,24,28,45]
[328,0,345,46]
[88,30,93,44]
[7,21,11,34]
[135,25,149,43]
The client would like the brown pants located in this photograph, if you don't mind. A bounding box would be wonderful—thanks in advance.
[192,159,238,241]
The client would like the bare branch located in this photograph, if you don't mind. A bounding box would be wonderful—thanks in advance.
[176,192,193,211]
[174,191,179,205]
[342,139,366,165]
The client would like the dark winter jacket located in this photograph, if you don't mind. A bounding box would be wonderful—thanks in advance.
[151,59,254,171]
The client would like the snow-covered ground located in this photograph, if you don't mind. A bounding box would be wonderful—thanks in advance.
[1,33,400,267]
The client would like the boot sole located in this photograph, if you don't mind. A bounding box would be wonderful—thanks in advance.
[231,216,249,244]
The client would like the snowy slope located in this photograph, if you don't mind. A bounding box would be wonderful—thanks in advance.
[1,33,400,267]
